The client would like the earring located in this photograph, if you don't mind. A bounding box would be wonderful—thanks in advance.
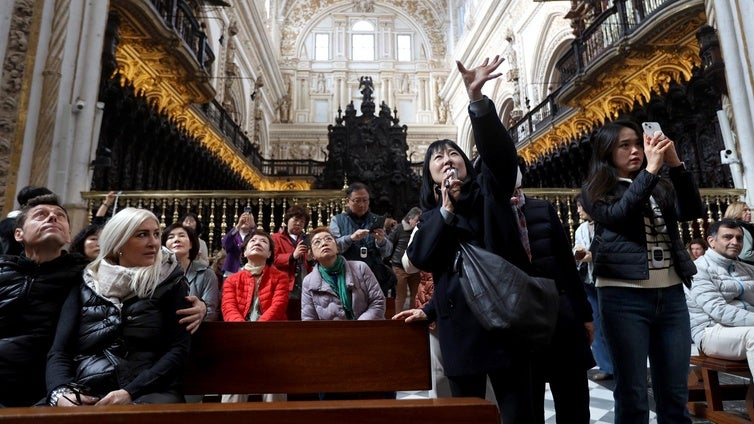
[118,251,123,256]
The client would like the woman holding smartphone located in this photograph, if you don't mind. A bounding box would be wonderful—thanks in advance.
[581,120,703,423]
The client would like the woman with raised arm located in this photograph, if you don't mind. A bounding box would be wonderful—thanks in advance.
[394,56,537,422]
[581,120,703,423]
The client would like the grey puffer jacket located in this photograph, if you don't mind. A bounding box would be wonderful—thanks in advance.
[301,260,385,320]
[687,249,754,346]
[185,260,220,321]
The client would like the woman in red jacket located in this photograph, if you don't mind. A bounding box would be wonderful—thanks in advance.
[222,230,289,322]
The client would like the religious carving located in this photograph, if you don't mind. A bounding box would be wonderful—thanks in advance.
[399,74,411,94]
[352,0,375,13]
[315,76,421,217]
[277,95,291,123]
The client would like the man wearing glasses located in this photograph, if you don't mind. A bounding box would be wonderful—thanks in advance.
[329,183,396,296]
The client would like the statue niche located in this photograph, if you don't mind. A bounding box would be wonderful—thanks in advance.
[315,76,421,217]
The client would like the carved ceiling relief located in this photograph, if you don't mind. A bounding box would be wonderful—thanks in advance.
[280,0,446,60]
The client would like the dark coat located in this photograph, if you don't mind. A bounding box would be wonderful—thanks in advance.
[582,167,703,286]
[523,196,595,368]
[0,252,88,406]
[407,98,532,377]
[46,265,191,400]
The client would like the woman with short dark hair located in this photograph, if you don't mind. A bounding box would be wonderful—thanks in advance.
[221,229,289,322]
[271,205,312,301]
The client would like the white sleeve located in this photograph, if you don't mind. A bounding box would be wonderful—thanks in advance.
[401,226,420,274]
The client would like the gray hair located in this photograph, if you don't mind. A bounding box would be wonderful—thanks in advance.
[403,207,422,222]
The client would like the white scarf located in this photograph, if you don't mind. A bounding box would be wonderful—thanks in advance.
[87,260,136,310]
[243,262,265,276]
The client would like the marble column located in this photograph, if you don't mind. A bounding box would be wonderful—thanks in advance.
[711,0,754,202]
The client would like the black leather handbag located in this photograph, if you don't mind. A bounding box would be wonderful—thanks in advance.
[456,242,559,347]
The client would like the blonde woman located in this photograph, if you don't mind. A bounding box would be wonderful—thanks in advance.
[46,208,192,406]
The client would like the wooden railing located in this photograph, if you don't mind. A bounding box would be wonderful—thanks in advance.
[82,187,745,257]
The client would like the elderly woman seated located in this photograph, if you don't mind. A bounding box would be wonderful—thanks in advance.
[220,229,289,403]
[302,227,385,321]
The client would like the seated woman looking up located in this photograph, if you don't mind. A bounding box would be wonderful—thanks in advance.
[302,227,385,321]
[221,229,289,322]
[46,208,192,406]
[163,223,219,321]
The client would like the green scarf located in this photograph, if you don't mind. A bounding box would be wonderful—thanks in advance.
[317,255,354,320]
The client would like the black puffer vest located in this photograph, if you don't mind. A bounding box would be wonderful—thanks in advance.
[73,266,188,397]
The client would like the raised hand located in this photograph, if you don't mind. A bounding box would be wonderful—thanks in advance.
[643,132,678,174]
[456,55,505,102]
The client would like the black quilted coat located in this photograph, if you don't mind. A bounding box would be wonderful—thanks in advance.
[0,253,87,406]
[46,263,191,400]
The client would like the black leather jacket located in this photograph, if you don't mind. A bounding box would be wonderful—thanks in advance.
[0,252,87,406]
[46,262,191,400]
[582,167,704,286]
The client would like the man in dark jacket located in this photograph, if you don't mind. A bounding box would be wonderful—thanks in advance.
[0,194,88,407]
[517,186,595,424]
[0,185,53,255]
[329,182,396,296]
[387,207,422,312]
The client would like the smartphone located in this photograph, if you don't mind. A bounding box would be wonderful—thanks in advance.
[244,207,252,214]
[642,122,663,138]
[444,169,458,187]
[369,216,386,231]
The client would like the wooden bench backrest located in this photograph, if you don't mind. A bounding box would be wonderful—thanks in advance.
[184,320,430,394]
[0,398,500,424]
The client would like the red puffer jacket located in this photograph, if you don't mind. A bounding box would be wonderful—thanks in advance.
[221,266,289,321]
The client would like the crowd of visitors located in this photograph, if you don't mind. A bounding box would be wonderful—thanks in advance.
[1,56,752,424]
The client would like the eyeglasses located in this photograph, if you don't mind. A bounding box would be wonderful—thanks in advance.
[348,197,369,204]
[310,236,335,248]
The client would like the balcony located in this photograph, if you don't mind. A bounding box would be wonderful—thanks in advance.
[554,0,703,104]
[113,0,217,103]
[508,0,706,160]
[149,0,215,74]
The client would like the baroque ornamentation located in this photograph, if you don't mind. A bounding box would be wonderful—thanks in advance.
[0,0,36,210]
[280,0,446,61]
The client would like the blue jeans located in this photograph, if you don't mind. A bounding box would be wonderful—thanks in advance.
[598,285,691,424]
[585,283,613,374]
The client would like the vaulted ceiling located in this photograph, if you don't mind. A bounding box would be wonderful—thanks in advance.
[277,0,451,61]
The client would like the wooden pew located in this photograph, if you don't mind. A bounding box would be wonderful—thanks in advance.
[688,354,753,423]
[0,320,499,423]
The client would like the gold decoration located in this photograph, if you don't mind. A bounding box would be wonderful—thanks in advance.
[112,6,313,190]
[517,9,705,164]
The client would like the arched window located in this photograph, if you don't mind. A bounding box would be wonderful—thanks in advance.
[352,20,375,61]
